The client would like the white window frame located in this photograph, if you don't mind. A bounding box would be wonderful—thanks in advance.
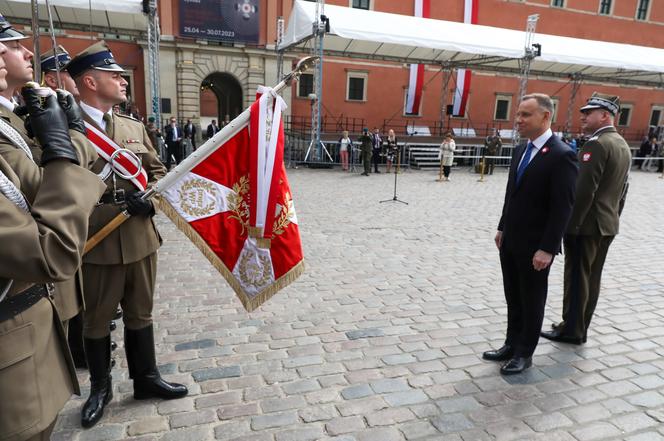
[349,0,372,10]
[598,0,613,15]
[493,94,512,121]
[649,105,664,126]
[551,97,560,123]
[618,103,633,127]
[636,0,650,21]
[346,71,368,102]
[402,88,423,117]
[551,0,565,8]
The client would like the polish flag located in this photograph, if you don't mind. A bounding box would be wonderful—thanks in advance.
[160,88,304,312]
[405,0,430,115]
[452,0,479,117]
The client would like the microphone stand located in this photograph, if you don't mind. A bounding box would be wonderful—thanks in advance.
[380,135,409,205]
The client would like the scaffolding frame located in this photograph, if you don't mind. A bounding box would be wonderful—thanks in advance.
[146,0,161,128]
[512,14,540,147]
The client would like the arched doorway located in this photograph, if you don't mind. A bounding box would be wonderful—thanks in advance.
[200,72,243,127]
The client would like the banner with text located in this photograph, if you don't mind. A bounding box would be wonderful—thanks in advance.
[180,0,259,43]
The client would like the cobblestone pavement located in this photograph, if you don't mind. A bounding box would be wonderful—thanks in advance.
[54,166,664,441]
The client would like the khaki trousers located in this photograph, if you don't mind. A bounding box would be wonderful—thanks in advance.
[82,253,157,338]
[561,234,614,338]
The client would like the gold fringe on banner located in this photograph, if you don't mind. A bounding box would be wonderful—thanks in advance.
[156,199,304,312]
[248,226,263,238]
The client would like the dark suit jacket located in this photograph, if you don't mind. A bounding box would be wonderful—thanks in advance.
[498,134,578,256]
[206,123,219,139]
[184,123,196,139]
[164,124,182,147]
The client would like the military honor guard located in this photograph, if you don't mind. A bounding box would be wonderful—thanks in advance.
[40,44,79,97]
[0,39,107,441]
[541,93,631,345]
[67,41,187,428]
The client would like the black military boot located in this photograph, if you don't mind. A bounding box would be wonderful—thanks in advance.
[125,325,188,400]
[81,336,113,428]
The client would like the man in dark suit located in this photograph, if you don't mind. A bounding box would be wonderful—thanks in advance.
[484,93,578,375]
[541,93,631,345]
[371,127,382,173]
[164,117,183,169]
[184,118,197,151]
[206,119,220,139]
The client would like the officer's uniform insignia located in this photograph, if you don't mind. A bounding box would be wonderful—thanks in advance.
[582,152,592,162]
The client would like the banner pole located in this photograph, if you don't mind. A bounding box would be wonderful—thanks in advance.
[83,56,318,254]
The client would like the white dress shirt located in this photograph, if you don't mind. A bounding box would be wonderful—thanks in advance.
[80,101,113,132]
[518,128,553,169]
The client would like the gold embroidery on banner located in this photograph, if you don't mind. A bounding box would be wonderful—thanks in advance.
[238,250,271,291]
[178,178,217,217]
[273,192,294,236]
[227,175,250,235]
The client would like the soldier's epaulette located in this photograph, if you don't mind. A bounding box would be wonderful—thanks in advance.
[114,113,140,123]
[588,136,599,142]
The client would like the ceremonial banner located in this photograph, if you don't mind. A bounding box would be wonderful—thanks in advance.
[405,0,430,115]
[452,0,478,117]
[159,88,304,311]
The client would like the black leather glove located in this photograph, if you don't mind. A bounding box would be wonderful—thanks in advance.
[56,89,86,134]
[21,85,79,165]
[125,191,154,216]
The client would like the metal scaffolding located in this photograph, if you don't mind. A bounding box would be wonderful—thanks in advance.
[512,14,540,147]
[564,74,582,137]
[146,0,162,128]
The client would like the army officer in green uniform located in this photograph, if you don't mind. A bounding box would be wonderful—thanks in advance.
[541,92,631,345]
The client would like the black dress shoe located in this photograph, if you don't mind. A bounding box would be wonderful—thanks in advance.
[482,345,513,361]
[540,329,585,345]
[500,357,532,375]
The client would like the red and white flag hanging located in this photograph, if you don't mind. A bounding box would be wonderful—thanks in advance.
[159,87,304,312]
[405,0,430,115]
[452,0,478,117]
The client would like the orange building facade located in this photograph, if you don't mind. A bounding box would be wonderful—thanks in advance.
[9,0,663,142]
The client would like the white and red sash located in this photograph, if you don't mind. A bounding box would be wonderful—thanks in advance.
[84,121,148,191]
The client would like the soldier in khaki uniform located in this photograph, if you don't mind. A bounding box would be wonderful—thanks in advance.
[0,53,106,441]
[68,41,188,428]
[541,92,631,345]
[40,45,79,97]
[0,18,98,345]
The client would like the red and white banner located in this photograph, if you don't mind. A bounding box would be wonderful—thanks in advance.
[85,121,148,191]
[159,88,304,311]
[405,0,430,115]
[452,0,478,117]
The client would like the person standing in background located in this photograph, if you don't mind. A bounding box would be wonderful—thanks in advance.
[338,130,351,171]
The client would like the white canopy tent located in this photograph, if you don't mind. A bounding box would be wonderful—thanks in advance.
[279,0,664,88]
[0,0,146,33]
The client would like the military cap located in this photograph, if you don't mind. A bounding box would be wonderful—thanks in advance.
[66,40,124,78]
[40,45,71,72]
[580,92,620,116]
[0,14,27,41]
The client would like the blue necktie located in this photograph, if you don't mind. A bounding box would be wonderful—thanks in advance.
[515,141,535,184]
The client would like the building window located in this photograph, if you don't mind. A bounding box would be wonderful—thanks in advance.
[649,106,663,127]
[618,104,633,127]
[551,0,565,7]
[298,73,314,98]
[494,95,511,121]
[599,0,612,15]
[551,98,559,123]
[636,0,650,20]
[347,72,367,101]
[351,0,371,10]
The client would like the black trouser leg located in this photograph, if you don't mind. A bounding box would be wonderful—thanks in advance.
[68,312,87,368]
[81,336,113,428]
[125,325,188,400]
[443,166,451,178]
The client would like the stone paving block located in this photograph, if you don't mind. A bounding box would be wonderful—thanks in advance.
[299,404,339,423]
[435,396,483,414]
[627,391,664,408]
[192,366,241,382]
[251,411,299,430]
[127,416,169,436]
[326,416,366,435]
[160,426,213,441]
[346,328,385,340]
[370,378,411,394]
[625,433,664,441]
[217,403,260,420]
[213,419,251,440]
[384,390,429,406]
[260,395,307,413]
[485,420,535,441]
[365,407,415,426]
[274,425,325,441]
[523,411,573,432]
[174,338,217,351]
[353,427,405,441]
[170,409,217,429]
[570,422,621,440]
[430,413,475,433]
[399,421,439,440]
[612,412,659,433]
[341,384,374,400]
[195,391,242,408]
[77,424,126,441]
[337,396,389,417]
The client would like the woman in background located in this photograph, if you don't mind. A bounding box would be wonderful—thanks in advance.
[439,132,456,181]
